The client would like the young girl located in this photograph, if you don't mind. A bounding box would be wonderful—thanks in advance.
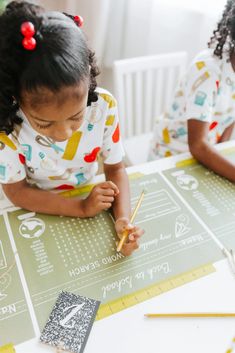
[149,0,235,182]
[0,1,144,256]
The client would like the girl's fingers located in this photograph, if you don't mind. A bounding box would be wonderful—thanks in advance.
[129,226,141,232]
[97,181,111,188]
[118,229,144,255]
[115,220,133,235]
[125,223,135,231]
[100,181,119,194]
[106,181,119,194]
[117,227,144,241]
[128,228,145,240]
[129,233,141,241]
[100,195,114,203]
[101,202,112,209]
[100,189,115,196]
[121,241,139,256]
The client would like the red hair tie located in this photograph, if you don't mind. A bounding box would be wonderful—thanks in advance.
[74,15,84,27]
[21,22,36,50]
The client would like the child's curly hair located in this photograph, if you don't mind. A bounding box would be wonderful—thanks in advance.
[0,1,100,134]
[208,0,235,59]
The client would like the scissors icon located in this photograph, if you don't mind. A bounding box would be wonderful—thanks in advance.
[35,135,64,153]
[226,77,235,90]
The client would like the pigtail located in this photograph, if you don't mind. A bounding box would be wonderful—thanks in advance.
[87,49,100,106]
[63,12,100,106]
[0,1,44,134]
[208,0,235,59]
[1,2,96,134]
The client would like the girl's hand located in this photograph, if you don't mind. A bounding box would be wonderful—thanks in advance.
[81,181,119,217]
[115,217,144,256]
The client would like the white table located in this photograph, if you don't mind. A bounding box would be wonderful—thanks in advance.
[2,141,235,353]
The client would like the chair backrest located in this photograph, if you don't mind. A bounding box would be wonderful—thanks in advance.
[113,52,188,140]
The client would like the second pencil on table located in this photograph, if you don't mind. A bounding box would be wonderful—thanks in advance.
[145,313,235,318]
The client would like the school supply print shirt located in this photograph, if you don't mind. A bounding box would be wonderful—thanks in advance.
[0,89,124,190]
[149,49,235,159]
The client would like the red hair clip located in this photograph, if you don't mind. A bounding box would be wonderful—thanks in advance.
[21,22,36,50]
[74,15,84,27]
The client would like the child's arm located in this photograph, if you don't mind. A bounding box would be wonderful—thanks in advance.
[2,179,117,217]
[104,161,131,220]
[219,122,235,142]
[104,161,144,256]
[188,119,235,182]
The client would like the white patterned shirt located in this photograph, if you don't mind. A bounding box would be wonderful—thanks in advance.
[0,88,124,190]
[149,49,235,159]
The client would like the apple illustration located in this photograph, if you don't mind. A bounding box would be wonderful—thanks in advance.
[18,153,26,164]
[84,147,101,163]
[112,123,120,143]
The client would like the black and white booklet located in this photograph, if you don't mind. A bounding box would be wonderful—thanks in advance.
[40,291,100,353]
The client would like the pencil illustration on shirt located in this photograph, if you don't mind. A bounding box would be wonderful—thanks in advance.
[105,115,115,126]
[191,71,210,93]
[62,131,83,161]
[0,133,17,151]
[100,93,117,108]
[85,104,102,131]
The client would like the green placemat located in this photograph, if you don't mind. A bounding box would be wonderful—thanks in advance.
[0,216,35,345]
[6,173,222,330]
[163,151,235,251]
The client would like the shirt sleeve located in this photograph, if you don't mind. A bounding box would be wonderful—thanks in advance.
[100,94,125,164]
[184,60,219,123]
[0,133,26,184]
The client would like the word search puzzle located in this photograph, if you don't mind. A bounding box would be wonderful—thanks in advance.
[1,149,235,346]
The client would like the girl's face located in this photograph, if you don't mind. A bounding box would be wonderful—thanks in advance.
[20,81,89,142]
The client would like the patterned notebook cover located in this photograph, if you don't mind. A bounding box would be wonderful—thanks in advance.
[40,291,100,353]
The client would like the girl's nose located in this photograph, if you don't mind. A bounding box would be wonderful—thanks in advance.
[52,125,74,142]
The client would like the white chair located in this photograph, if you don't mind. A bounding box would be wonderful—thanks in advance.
[113,52,188,165]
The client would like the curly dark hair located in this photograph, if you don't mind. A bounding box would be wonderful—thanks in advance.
[0,1,100,134]
[208,0,235,59]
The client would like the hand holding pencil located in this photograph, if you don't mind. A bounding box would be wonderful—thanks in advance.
[115,191,145,256]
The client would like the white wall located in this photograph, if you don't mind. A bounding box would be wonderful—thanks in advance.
[37,0,227,91]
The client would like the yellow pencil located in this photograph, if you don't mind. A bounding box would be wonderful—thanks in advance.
[145,313,235,318]
[116,190,145,252]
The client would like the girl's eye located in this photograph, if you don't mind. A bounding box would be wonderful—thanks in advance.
[33,113,83,129]
[35,122,52,129]
[70,115,83,122]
